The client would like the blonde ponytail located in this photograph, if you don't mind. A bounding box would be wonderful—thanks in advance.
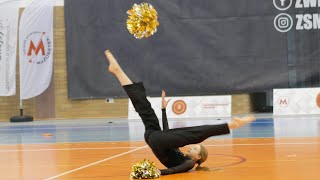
[194,144,209,171]
[195,164,210,171]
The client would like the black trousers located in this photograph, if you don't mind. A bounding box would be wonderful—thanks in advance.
[123,82,230,149]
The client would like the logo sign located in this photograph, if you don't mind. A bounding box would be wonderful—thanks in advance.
[274,13,294,32]
[277,96,289,108]
[273,0,293,11]
[317,93,320,108]
[172,100,187,115]
[23,31,52,64]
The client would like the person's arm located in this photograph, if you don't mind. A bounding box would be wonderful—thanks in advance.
[160,159,195,175]
[161,90,171,130]
[162,108,169,130]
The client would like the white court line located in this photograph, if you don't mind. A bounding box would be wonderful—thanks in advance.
[205,142,320,147]
[43,145,147,180]
[0,140,146,146]
[0,142,319,153]
[0,146,142,152]
[0,125,129,130]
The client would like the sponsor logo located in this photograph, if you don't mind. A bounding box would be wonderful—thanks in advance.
[316,93,320,108]
[277,96,289,107]
[23,31,52,64]
[172,100,187,115]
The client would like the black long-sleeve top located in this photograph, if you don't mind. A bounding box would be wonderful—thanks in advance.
[159,108,196,175]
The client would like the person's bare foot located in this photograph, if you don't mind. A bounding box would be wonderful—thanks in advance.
[104,50,121,74]
[228,115,256,129]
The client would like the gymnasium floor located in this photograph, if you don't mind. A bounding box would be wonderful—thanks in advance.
[0,114,319,180]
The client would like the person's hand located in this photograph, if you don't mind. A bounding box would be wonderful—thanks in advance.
[104,49,112,59]
[162,90,171,109]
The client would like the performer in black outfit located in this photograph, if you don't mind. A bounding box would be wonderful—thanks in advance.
[104,50,256,175]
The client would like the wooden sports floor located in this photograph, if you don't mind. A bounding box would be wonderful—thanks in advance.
[0,115,319,180]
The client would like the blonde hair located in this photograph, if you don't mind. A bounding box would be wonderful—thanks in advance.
[197,144,208,165]
[195,144,210,171]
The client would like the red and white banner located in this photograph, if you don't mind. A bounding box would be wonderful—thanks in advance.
[19,0,54,100]
[128,95,231,119]
[273,88,320,115]
[0,2,19,96]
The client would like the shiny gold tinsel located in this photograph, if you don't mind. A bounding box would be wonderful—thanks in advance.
[130,159,160,179]
[126,3,159,39]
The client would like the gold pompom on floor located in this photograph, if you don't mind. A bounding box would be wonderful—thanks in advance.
[130,159,160,179]
[126,3,159,39]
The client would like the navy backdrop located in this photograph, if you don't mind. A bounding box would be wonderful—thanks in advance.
[64,0,320,99]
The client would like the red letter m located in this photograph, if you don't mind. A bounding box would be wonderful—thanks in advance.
[27,39,45,56]
[279,99,288,105]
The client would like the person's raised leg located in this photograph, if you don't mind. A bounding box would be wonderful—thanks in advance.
[148,115,256,149]
[104,49,161,137]
[104,50,133,86]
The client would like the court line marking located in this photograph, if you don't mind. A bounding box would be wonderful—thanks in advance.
[205,142,320,147]
[0,147,142,152]
[209,154,246,168]
[0,120,272,130]
[0,125,130,130]
[43,145,147,180]
[0,142,319,153]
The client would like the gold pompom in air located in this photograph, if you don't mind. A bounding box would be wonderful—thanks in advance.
[126,3,159,39]
[130,159,160,179]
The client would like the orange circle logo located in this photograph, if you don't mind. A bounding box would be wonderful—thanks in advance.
[316,93,320,108]
[172,100,187,115]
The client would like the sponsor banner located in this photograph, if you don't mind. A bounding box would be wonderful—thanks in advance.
[0,3,19,96]
[128,95,231,120]
[273,88,320,115]
[19,0,54,99]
